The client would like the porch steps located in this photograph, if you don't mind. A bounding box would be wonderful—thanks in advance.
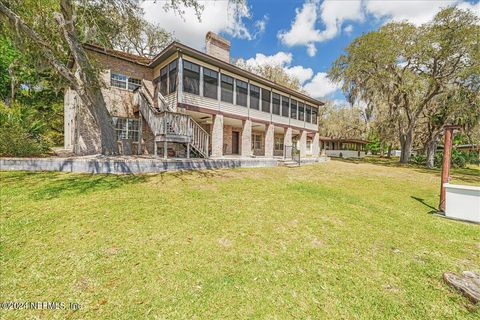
[277,160,300,168]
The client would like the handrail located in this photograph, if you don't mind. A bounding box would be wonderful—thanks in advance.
[284,145,300,165]
[135,88,209,158]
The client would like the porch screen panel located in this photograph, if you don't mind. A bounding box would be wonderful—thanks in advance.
[203,68,218,99]
[168,60,177,94]
[183,60,200,95]
[298,102,305,121]
[272,93,280,115]
[250,84,260,110]
[281,96,289,118]
[261,88,270,113]
[221,74,234,103]
[290,99,297,119]
[236,79,248,107]
[311,107,318,124]
[160,67,168,96]
[305,105,311,123]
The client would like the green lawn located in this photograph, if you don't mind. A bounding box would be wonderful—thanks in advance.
[1,160,479,319]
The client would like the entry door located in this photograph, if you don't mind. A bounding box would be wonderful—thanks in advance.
[232,131,240,154]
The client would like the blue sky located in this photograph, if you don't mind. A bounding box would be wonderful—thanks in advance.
[143,0,479,104]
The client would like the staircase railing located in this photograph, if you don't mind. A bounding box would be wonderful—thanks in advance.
[189,118,209,158]
[134,88,209,158]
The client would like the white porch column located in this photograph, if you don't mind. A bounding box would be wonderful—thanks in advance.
[265,123,275,158]
[241,119,252,157]
[284,127,292,158]
[211,114,224,158]
[312,132,320,158]
[299,130,307,158]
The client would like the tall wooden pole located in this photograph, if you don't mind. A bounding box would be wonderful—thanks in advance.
[439,125,461,212]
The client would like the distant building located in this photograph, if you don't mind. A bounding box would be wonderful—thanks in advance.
[319,138,368,158]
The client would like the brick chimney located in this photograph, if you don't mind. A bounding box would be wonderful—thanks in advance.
[205,32,230,63]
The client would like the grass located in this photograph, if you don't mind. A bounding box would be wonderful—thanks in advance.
[0,160,479,319]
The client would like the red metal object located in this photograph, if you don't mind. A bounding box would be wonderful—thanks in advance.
[439,125,462,212]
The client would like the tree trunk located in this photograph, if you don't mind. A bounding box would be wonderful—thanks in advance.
[380,141,385,157]
[400,129,414,164]
[425,139,438,168]
[387,144,392,158]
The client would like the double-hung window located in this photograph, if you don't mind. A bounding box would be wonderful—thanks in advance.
[112,117,140,142]
[236,80,248,107]
[252,134,262,150]
[203,68,218,99]
[274,137,284,151]
[221,74,234,103]
[290,99,297,119]
[281,96,289,118]
[250,84,260,110]
[183,60,200,95]
[298,102,305,121]
[272,93,280,115]
[168,60,177,94]
[111,73,141,91]
[159,67,168,96]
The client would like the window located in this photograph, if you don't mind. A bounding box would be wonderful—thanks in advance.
[250,84,260,110]
[159,67,168,96]
[272,93,280,115]
[111,73,127,89]
[168,60,177,94]
[128,78,141,91]
[221,74,234,103]
[261,88,270,113]
[252,134,262,150]
[275,137,284,151]
[203,68,218,99]
[281,96,289,118]
[290,99,297,119]
[183,60,200,95]
[311,107,318,124]
[111,73,141,91]
[112,117,140,142]
[298,102,305,121]
[236,79,248,107]
[307,139,312,152]
[305,105,311,123]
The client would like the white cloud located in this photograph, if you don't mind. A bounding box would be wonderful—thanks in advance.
[343,24,354,35]
[278,0,363,56]
[240,52,293,69]
[142,1,260,49]
[279,0,478,56]
[285,66,314,84]
[303,72,341,98]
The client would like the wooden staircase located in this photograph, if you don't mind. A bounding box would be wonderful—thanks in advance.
[133,82,209,158]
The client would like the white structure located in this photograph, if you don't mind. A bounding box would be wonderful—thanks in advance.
[319,138,367,159]
[444,183,480,223]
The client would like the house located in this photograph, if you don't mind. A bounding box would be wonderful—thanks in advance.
[64,32,323,161]
[319,138,368,158]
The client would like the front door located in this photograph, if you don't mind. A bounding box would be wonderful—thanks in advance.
[232,131,240,154]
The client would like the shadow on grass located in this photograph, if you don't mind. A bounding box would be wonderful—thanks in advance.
[333,157,479,184]
[31,174,147,200]
[411,196,438,214]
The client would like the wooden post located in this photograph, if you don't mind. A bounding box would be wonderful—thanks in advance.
[439,125,462,212]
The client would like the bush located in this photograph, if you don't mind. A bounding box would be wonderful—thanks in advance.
[410,154,426,166]
[0,103,51,156]
[411,149,473,169]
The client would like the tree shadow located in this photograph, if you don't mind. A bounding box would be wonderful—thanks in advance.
[411,196,438,214]
[31,174,147,200]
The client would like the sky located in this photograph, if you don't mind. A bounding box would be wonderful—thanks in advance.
[142,0,480,104]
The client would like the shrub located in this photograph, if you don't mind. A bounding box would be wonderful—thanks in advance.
[410,154,426,166]
[0,102,51,156]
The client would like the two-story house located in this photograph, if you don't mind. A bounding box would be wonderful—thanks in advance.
[64,32,323,160]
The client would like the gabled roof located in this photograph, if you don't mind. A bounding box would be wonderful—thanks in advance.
[148,41,324,106]
[84,43,151,65]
